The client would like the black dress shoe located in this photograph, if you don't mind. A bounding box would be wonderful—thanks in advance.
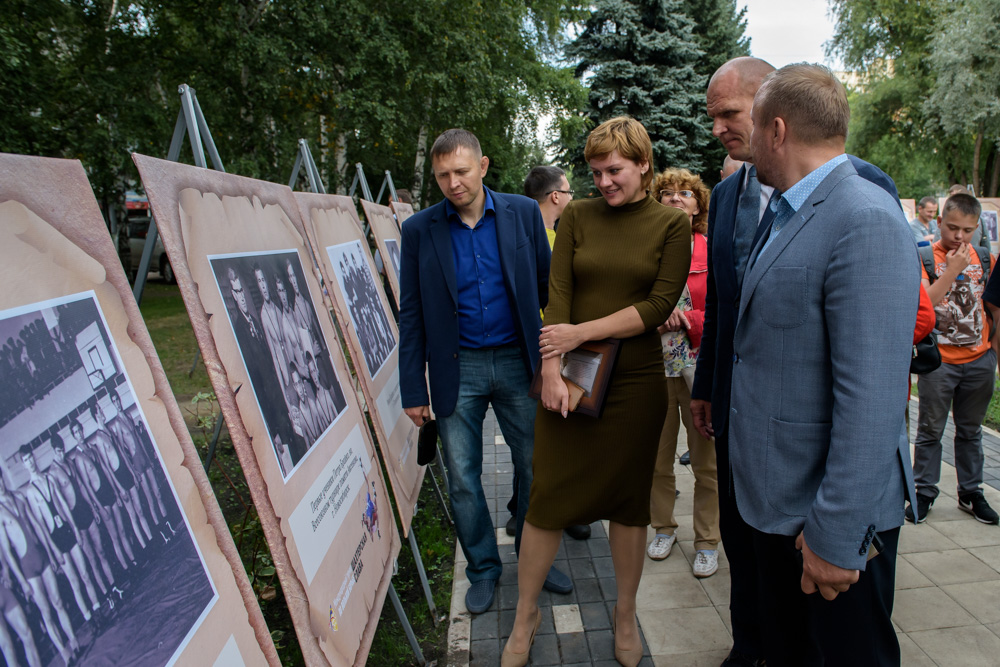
[679,450,691,465]
[505,515,516,536]
[720,649,765,666]
[542,565,573,594]
[564,524,591,540]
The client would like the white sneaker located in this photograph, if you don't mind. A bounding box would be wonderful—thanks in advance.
[693,550,719,578]
[646,534,676,560]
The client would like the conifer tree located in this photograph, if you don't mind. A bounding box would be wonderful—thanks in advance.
[565,0,713,185]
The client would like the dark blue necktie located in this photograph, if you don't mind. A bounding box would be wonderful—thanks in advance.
[733,166,760,291]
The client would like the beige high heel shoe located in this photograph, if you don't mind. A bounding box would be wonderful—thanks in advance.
[500,607,542,667]
[612,605,643,667]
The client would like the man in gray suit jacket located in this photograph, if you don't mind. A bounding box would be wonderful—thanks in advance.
[731,64,919,665]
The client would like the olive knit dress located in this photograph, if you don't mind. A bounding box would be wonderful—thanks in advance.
[527,195,691,529]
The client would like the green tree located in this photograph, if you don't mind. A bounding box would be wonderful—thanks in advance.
[925,0,1000,197]
[564,0,713,187]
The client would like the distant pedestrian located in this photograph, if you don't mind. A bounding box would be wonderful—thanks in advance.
[910,195,939,244]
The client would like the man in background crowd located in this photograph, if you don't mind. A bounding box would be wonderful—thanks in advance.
[910,196,940,243]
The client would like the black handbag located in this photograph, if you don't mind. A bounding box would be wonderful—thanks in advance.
[910,332,941,375]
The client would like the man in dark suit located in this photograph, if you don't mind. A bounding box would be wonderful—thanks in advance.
[398,129,571,613]
[691,57,902,667]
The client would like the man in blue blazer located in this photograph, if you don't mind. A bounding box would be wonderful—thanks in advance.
[398,129,571,614]
[735,64,917,664]
[692,57,907,667]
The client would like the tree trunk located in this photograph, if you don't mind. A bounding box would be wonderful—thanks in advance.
[412,119,429,209]
[334,132,348,195]
[990,146,1000,198]
[973,124,984,196]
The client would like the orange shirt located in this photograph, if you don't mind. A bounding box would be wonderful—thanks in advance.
[921,242,995,365]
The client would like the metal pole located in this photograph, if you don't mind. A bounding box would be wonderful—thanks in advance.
[190,89,225,171]
[435,445,450,496]
[288,149,305,189]
[178,85,207,169]
[376,179,387,205]
[305,142,326,194]
[388,583,426,665]
[407,524,439,626]
[385,171,399,203]
[427,466,453,526]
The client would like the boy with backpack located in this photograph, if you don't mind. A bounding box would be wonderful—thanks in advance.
[908,193,1000,525]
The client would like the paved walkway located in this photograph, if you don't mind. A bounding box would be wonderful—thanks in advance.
[446,401,1000,666]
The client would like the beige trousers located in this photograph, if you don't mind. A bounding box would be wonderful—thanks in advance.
[649,376,721,551]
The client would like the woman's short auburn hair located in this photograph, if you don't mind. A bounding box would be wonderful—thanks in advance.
[584,116,655,192]
[653,168,711,234]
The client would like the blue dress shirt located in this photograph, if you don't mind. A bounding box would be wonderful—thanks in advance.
[446,189,519,349]
[761,153,849,254]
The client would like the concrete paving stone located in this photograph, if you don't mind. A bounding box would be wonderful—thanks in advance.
[557,631,592,663]
[968,545,1000,572]
[498,583,519,610]
[555,541,568,560]
[598,577,619,601]
[989,622,1000,640]
[585,629,616,661]
[909,624,1000,666]
[494,434,505,445]
[637,606,732,655]
[905,548,1000,585]
[500,546,518,563]
[897,523,961,554]
[470,610,499,640]
[498,565,517,586]
[497,472,513,486]
[931,518,1000,548]
[534,605,556,636]
[483,484,497,499]
[553,604,585,634]
[570,558,598,580]
[579,601,612,631]
[650,650,732,667]
[699,567,732,606]
[642,547,695,574]
[591,521,607,539]
[592,556,615,578]
[895,632,936,666]
[499,609,515,637]
[635,572,713,611]
[591,661,621,667]
[714,605,733,636]
[940,580,1000,624]
[469,638,499,667]
[481,473,497,487]
[564,538,592,559]
[529,632,561,666]
[574,577,604,603]
[894,556,934,590]
[588,538,612,558]
[892,587,978,632]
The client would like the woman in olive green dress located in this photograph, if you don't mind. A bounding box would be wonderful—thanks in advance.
[501,117,690,667]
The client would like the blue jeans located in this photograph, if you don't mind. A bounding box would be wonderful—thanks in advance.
[437,346,535,583]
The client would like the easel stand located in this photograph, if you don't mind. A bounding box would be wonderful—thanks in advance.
[132,83,229,471]
[291,149,441,648]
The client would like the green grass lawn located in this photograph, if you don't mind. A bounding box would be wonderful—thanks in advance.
[139,280,454,665]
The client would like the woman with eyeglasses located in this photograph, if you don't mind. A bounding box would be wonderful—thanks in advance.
[501,117,690,667]
[645,168,722,580]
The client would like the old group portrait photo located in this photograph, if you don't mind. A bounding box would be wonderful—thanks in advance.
[326,241,397,380]
[0,293,215,667]
[209,250,348,480]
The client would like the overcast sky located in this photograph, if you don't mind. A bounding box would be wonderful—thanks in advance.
[742,0,841,69]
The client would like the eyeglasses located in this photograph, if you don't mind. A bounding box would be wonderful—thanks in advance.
[658,190,694,199]
[547,189,575,196]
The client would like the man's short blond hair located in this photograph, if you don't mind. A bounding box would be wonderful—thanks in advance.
[584,117,654,191]
[754,64,850,145]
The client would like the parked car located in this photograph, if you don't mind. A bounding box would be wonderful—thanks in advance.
[118,191,174,283]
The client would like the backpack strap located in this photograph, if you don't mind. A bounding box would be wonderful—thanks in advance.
[973,245,992,283]
[918,245,937,284]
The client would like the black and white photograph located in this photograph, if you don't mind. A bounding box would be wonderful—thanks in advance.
[384,238,401,285]
[983,210,998,243]
[209,250,348,480]
[0,292,216,667]
[326,241,397,379]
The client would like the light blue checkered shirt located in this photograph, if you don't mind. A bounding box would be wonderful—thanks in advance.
[760,153,849,254]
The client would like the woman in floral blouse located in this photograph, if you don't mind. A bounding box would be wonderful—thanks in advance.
[646,168,722,579]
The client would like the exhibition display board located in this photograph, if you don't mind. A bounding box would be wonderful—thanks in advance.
[0,153,276,666]
[133,154,400,666]
[389,201,414,227]
[359,200,403,308]
[294,193,425,536]
[901,198,915,223]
